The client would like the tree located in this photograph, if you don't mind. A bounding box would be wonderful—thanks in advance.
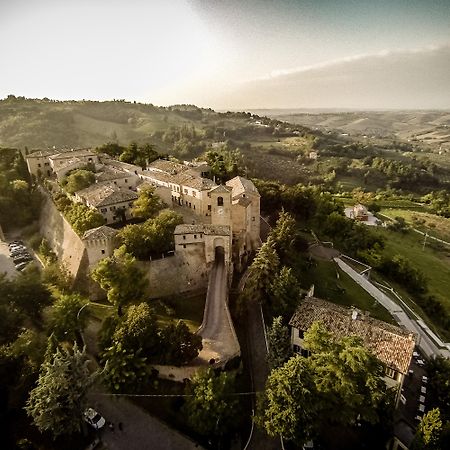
[101,343,148,392]
[91,245,148,313]
[112,303,159,356]
[131,184,165,219]
[270,209,297,257]
[65,203,104,235]
[267,316,292,370]
[158,320,202,365]
[62,169,95,195]
[48,294,88,342]
[269,266,301,317]
[413,408,443,449]
[256,355,318,445]
[119,210,183,259]
[183,368,237,437]
[244,238,279,304]
[302,322,386,426]
[25,344,97,439]
[427,357,450,420]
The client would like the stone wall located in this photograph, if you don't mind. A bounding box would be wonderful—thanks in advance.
[39,194,87,281]
[138,247,209,299]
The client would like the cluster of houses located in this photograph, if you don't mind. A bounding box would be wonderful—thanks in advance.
[26,148,260,268]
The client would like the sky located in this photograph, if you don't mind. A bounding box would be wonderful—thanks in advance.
[1,0,449,109]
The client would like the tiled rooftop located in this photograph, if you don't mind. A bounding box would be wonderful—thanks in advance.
[226,176,260,198]
[289,297,415,374]
[82,225,118,241]
[77,183,138,207]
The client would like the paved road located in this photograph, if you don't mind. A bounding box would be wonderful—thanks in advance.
[335,257,450,359]
[89,392,203,450]
[244,301,280,450]
[196,257,240,365]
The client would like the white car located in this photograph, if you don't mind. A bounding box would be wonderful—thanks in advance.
[84,408,106,430]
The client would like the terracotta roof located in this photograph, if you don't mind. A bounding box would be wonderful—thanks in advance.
[148,159,186,174]
[174,224,231,236]
[77,184,138,208]
[95,167,131,182]
[209,185,232,194]
[233,195,252,207]
[289,297,415,374]
[26,149,57,158]
[82,225,118,241]
[49,149,96,160]
[226,176,260,198]
[175,170,217,190]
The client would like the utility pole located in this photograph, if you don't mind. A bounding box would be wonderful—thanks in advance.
[422,231,428,251]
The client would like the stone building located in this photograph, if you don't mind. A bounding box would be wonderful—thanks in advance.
[82,225,118,266]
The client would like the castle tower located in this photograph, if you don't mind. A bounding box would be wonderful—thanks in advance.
[209,185,232,229]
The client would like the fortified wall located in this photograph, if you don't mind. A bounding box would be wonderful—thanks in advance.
[39,195,88,283]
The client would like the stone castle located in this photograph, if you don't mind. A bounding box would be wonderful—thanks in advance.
[27,148,260,282]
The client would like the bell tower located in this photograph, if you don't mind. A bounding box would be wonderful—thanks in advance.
[209,185,232,228]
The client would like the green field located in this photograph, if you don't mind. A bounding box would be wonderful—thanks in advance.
[300,259,395,324]
[375,228,450,313]
[380,208,450,242]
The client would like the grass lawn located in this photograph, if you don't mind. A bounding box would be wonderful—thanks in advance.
[152,293,206,332]
[375,228,450,314]
[380,208,450,242]
[299,259,395,324]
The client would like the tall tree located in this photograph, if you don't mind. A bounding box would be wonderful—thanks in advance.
[91,245,148,314]
[269,266,301,317]
[256,355,318,445]
[303,322,386,426]
[25,344,97,439]
[413,408,443,450]
[183,368,237,437]
[131,185,165,219]
[245,238,279,304]
[267,316,292,370]
[270,209,297,257]
[48,294,88,342]
[158,320,202,365]
[62,169,95,195]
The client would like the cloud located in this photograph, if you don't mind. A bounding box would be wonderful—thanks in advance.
[222,45,450,109]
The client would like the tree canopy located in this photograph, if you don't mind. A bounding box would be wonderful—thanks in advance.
[131,184,165,219]
[25,343,97,439]
[183,368,237,437]
[91,245,148,313]
[62,169,95,194]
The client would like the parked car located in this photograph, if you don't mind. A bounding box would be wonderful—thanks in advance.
[13,255,33,264]
[9,246,27,254]
[8,240,24,248]
[10,249,30,258]
[15,261,29,271]
[83,408,106,430]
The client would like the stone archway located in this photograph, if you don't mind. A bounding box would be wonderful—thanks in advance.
[213,237,225,263]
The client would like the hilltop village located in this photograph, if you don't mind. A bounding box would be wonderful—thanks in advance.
[26,148,260,272]
[1,138,449,450]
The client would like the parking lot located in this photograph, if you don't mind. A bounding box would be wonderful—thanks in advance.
[0,240,18,278]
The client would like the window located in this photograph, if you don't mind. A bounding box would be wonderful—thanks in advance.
[252,217,255,221]
[110,206,116,211]
[193,205,195,210]
[37,163,41,168]
[114,181,117,185]
[298,329,304,339]
[193,191,196,197]
[207,205,211,211]
[125,179,128,183]
[183,244,186,249]
[194,235,197,239]
[385,367,396,379]
[184,188,188,194]
[217,196,223,206]
[183,235,186,240]
[293,345,301,354]
[101,208,107,213]
[44,162,49,166]
[101,249,105,254]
